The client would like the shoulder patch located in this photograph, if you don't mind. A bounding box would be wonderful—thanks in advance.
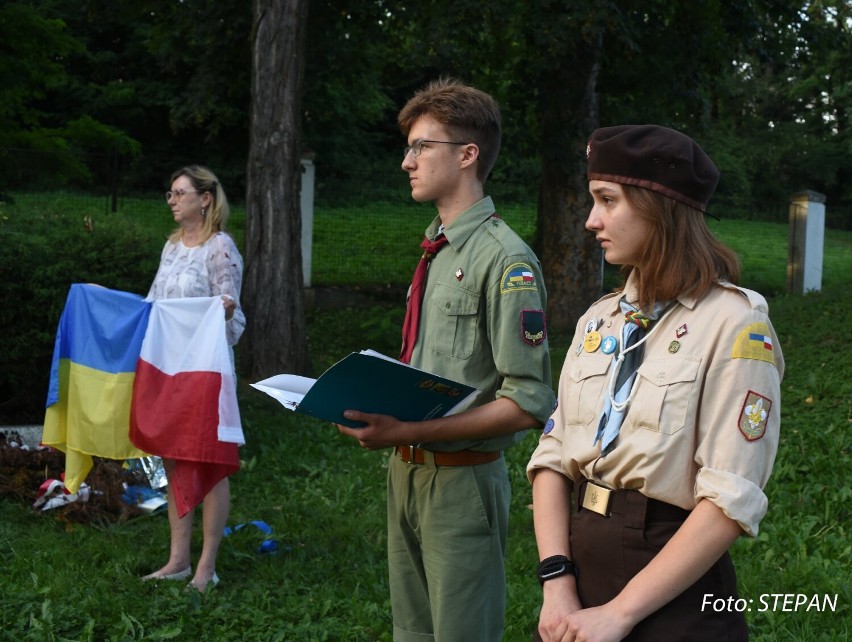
[738,390,771,441]
[501,262,538,294]
[731,322,775,363]
[521,309,547,346]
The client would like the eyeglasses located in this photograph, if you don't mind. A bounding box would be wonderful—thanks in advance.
[165,189,200,201]
[403,139,468,159]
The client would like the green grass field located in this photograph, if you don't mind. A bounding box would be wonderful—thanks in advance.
[7,191,847,295]
[0,192,849,640]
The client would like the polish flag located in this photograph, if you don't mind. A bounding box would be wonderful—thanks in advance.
[130,297,243,517]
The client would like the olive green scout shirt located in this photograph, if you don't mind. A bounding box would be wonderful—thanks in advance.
[410,196,555,453]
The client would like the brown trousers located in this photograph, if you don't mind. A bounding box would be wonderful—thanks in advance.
[534,481,748,642]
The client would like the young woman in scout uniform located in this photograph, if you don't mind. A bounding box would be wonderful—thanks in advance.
[528,125,784,642]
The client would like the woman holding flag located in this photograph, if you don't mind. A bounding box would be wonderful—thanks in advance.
[135,165,245,592]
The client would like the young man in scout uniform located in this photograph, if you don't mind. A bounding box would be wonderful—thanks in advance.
[337,78,555,641]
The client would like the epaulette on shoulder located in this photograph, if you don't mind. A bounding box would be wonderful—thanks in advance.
[484,216,532,257]
[717,281,769,314]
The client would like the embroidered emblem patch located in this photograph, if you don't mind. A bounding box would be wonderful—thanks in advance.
[543,418,555,434]
[500,262,538,294]
[738,390,771,441]
[521,309,547,346]
[731,322,775,363]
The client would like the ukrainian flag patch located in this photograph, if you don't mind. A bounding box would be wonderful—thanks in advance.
[731,322,775,363]
[500,262,537,294]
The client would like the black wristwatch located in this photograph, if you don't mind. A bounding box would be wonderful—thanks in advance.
[537,555,577,586]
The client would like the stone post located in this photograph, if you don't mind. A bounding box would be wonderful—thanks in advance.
[787,190,825,294]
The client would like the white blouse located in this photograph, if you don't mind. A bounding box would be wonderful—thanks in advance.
[147,232,246,346]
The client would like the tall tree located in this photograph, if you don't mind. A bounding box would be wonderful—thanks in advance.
[241,0,311,379]
[523,9,606,332]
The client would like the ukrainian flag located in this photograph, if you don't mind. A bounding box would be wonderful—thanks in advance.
[42,284,152,492]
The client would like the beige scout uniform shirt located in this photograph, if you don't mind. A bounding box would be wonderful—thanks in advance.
[411,197,555,453]
[527,272,784,536]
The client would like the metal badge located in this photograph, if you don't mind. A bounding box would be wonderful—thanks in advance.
[668,340,680,354]
[583,331,602,353]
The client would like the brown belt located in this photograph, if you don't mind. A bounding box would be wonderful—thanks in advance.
[395,445,500,467]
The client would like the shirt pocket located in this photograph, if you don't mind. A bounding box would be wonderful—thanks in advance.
[431,282,480,359]
[564,352,612,427]
[629,356,701,434]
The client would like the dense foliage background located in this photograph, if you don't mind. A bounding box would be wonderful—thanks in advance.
[0,0,850,221]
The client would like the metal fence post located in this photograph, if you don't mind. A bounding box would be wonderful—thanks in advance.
[786,190,826,294]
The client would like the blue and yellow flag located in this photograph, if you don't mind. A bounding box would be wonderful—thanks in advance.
[42,284,152,492]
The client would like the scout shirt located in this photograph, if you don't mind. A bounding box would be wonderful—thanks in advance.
[527,272,784,536]
[409,196,555,453]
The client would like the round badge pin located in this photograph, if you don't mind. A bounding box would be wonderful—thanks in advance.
[584,318,599,334]
[601,335,617,355]
[583,331,602,353]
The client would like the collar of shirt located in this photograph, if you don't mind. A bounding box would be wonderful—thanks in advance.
[611,269,700,316]
[424,196,496,251]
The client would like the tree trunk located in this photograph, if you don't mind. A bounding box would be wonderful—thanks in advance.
[534,33,605,334]
[242,0,310,379]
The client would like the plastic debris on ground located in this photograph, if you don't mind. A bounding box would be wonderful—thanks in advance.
[224,520,287,554]
[33,476,93,511]
[0,431,148,523]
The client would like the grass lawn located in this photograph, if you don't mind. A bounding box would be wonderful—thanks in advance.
[2,289,849,641]
[0,192,849,640]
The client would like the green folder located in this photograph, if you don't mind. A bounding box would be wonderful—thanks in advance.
[251,350,481,428]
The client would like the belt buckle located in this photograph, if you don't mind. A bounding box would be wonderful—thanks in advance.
[582,481,612,517]
[407,445,416,464]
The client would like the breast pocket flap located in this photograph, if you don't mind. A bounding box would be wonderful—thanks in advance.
[637,356,700,387]
[435,282,479,316]
[568,353,612,383]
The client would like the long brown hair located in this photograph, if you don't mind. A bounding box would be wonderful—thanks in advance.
[622,184,740,310]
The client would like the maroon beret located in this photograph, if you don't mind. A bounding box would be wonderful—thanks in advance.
[586,125,719,212]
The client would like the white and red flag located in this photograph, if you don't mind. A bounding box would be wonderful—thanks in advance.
[130,296,243,517]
